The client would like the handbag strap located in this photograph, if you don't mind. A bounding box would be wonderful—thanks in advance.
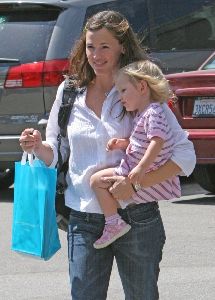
[57,81,85,170]
[57,80,78,170]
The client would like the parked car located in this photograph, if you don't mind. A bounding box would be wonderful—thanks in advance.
[166,70,215,192]
[0,0,214,188]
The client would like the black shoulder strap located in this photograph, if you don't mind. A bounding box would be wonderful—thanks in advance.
[57,81,78,170]
[58,82,77,137]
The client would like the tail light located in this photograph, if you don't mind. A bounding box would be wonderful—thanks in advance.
[168,99,174,110]
[43,60,69,86]
[4,59,69,88]
[168,93,178,110]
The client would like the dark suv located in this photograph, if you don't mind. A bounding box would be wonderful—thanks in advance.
[0,0,214,188]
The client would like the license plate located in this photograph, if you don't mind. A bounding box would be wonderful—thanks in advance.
[192,97,215,117]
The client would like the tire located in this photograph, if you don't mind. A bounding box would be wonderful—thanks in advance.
[0,169,15,189]
[193,165,215,193]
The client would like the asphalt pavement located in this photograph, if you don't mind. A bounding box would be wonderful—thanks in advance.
[0,177,215,300]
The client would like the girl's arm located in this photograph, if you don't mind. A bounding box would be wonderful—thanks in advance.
[128,137,164,183]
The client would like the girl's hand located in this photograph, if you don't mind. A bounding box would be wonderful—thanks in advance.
[106,138,129,151]
[19,128,43,154]
[128,164,146,185]
[106,138,120,151]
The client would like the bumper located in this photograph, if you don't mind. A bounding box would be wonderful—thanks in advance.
[187,129,215,164]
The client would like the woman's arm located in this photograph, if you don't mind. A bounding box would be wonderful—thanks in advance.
[19,128,54,166]
[103,159,182,200]
[19,81,68,167]
[140,159,181,187]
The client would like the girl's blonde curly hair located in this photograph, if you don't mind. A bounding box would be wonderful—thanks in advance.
[118,60,173,102]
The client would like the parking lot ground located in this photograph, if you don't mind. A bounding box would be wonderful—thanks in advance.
[0,178,215,300]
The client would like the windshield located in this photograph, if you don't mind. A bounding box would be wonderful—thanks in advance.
[201,55,215,70]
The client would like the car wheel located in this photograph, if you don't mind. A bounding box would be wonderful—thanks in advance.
[193,165,215,193]
[0,169,15,189]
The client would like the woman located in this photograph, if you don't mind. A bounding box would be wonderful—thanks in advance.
[20,10,196,300]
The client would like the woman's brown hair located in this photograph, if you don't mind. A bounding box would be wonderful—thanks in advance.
[68,10,149,87]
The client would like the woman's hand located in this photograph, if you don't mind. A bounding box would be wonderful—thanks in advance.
[102,175,135,200]
[19,128,54,166]
[19,128,43,154]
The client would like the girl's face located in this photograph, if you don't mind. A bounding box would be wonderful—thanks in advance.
[86,28,124,77]
[115,73,150,112]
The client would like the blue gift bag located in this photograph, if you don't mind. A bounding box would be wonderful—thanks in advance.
[11,153,61,260]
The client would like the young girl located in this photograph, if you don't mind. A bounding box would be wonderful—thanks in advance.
[91,60,182,249]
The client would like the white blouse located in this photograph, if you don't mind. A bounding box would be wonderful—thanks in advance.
[45,81,196,213]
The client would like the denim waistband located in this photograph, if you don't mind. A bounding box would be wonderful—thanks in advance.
[69,202,158,222]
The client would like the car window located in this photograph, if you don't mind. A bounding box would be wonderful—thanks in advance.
[201,56,215,70]
[145,0,215,51]
[86,0,215,52]
[85,0,149,40]
[0,4,62,63]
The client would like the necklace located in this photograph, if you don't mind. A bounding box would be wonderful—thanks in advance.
[89,81,113,98]
[104,86,113,97]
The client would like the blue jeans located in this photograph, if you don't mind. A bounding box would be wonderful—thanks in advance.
[67,202,166,300]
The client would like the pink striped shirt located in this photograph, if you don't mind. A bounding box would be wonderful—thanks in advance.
[115,103,181,203]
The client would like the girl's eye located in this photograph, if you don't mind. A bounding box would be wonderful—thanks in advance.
[121,89,126,93]
[86,45,94,49]
[102,45,109,49]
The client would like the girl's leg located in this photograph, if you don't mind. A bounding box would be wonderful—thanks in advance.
[113,202,166,300]
[68,210,114,300]
[90,168,118,217]
[90,168,131,249]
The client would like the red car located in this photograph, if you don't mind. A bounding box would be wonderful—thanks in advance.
[166,69,215,193]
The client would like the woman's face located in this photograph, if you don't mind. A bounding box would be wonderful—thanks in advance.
[86,28,124,77]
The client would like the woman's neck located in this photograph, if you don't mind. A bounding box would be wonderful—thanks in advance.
[85,76,114,118]
[91,76,114,96]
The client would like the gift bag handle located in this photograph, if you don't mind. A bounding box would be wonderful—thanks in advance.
[21,152,34,166]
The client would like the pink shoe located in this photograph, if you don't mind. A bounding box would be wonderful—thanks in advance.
[93,220,131,249]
